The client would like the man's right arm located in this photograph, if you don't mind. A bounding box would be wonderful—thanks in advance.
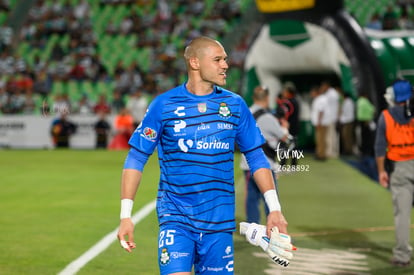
[121,168,142,201]
[374,113,389,188]
[117,169,142,252]
[117,147,150,252]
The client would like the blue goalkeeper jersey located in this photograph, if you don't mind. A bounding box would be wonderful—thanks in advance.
[129,83,265,233]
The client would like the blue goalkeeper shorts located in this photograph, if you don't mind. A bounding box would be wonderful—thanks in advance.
[158,225,234,275]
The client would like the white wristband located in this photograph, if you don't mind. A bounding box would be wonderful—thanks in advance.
[120,199,134,219]
[264,189,281,212]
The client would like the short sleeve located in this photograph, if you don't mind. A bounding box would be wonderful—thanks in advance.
[128,97,163,154]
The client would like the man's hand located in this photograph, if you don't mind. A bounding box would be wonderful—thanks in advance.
[117,218,136,252]
[266,226,295,267]
[240,222,296,267]
[266,211,288,236]
[378,171,389,188]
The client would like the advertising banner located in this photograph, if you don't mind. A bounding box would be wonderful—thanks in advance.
[0,115,116,149]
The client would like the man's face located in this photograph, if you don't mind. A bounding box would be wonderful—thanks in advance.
[198,44,228,86]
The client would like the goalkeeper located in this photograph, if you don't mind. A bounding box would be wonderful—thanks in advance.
[117,36,289,275]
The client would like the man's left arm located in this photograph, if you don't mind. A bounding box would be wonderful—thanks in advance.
[253,168,288,235]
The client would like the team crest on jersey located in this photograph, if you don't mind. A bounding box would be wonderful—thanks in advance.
[218,102,231,118]
[160,248,170,265]
[198,102,207,113]
[141,127,157,141]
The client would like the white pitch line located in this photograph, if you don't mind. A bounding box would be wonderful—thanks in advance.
[58,200,156,275]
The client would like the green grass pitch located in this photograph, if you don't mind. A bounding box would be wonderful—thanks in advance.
[1,149,414,274]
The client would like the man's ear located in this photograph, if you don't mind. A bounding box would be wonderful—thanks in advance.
[188,57,200,70]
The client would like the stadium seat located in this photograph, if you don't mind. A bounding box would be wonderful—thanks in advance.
[67,80,81,102]
[345,0,395,26]
[51,81,66,95]
[79,80,95,99]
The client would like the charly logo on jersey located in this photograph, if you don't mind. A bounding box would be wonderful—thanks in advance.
[173,120,186,133]
[141,127,157,141]
[198,102,207,113]
[225,261,234,272]
[174,106,185,117]
[218,102,231,118]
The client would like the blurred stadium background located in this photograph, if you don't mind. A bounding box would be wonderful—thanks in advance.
[1,0,414,274]
[1,0,414,149]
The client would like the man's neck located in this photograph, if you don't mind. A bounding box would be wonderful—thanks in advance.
[185,81,214,96]
[254,101,268,109]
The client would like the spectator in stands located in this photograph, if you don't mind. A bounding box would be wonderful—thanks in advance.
[0,50,12,75]
[126,88,148,128]
[19,22,36,41]
[90,54,109,81]
[398,8,414,30]
[32,55,47,73]
[93,94,111,114]
[22,89,36,114]
[119,16,133,35]
[114,62,144,95]
[188,0,204,16]
[9,88,26,113]
[68,56,87,80]
[229,34,248,69]
[27,0,49,23]
[382,5,399,30]
[105,19,118,36]
[15,72,34,94]
[73,94,93,115]
[32,69,51,97]
[0,22,12,51]
[0,82,8,112]
[111,89,125,115]
[365,13,383,30]
[73,0,90,20]
[1,93,15,113]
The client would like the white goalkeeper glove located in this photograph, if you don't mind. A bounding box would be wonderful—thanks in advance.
[240,222,296,267]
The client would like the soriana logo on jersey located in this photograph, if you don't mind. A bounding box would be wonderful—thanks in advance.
[141,127,157,141]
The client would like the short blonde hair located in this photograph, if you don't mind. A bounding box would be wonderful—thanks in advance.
[184,36,223,60]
